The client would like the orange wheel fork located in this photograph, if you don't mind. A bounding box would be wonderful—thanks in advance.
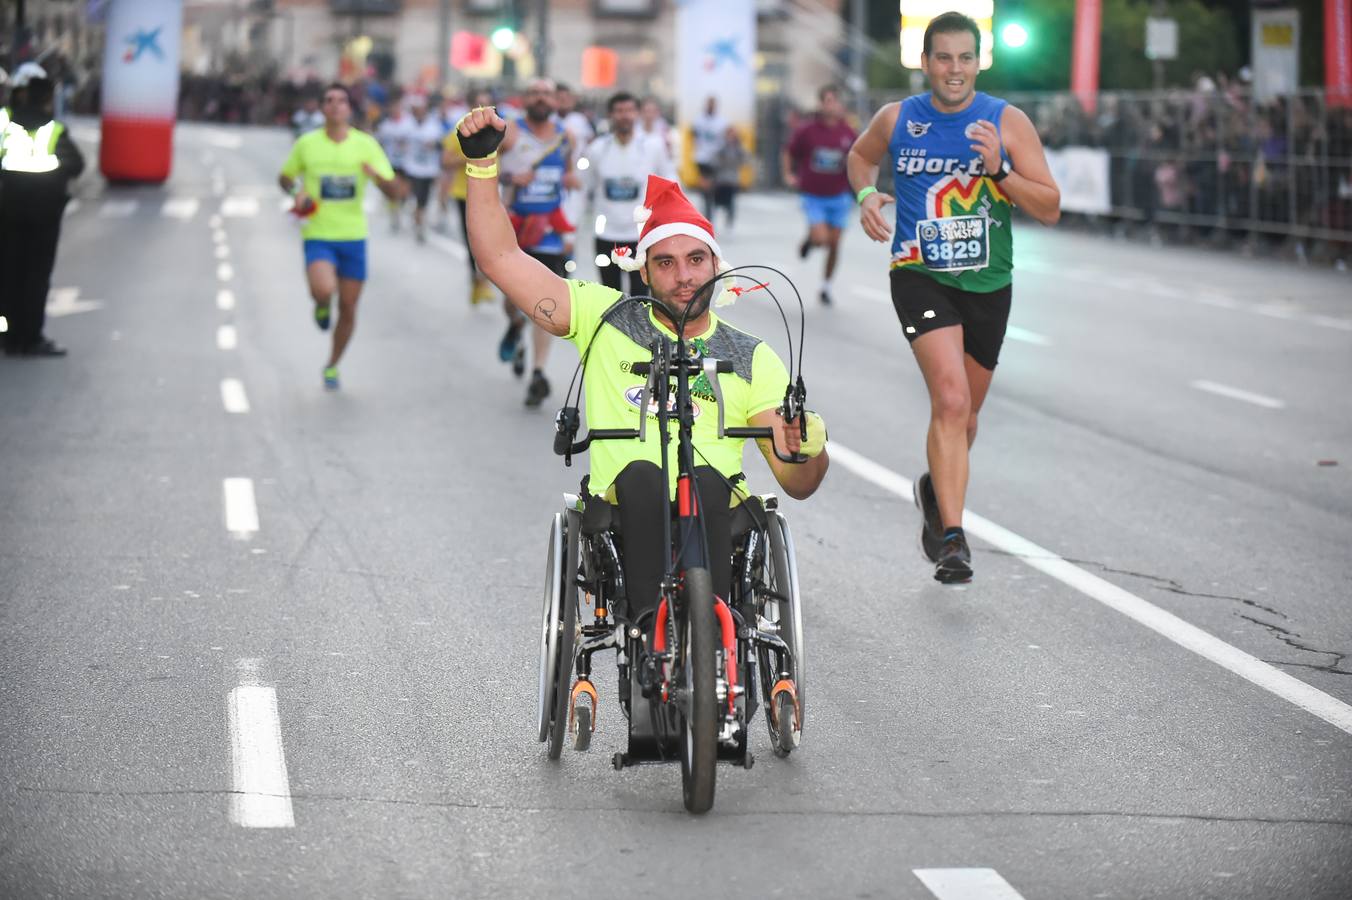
[770,679,799,730]
[569,679,598,733]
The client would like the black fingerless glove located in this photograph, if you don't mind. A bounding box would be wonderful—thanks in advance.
[457,111,506,160]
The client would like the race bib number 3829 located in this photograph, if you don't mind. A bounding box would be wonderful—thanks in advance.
[915,215,988,272]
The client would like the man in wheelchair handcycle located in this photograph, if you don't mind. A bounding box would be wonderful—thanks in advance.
[459,107,829,813]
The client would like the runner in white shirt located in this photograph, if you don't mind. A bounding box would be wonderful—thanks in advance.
[402,95,446,243]
[583,91,676,297]
[636,96,674,161]
[375,101,412,232]
[691,95,729,219]
[554,83,594,260]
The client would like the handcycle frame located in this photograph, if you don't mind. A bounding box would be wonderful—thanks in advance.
[539,288,809,813]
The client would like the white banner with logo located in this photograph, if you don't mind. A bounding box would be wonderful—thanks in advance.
[1252,7,1300,103]
[1044,146,1111,215]
[675,0,756,185]
[102,0,183,119]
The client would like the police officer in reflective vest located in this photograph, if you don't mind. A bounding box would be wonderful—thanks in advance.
[0,64,85,357]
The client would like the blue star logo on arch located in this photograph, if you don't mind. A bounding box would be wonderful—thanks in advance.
[123,27,165,63]
[703,36,744,72]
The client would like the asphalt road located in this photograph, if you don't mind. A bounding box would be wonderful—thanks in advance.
[1,121,1349,900]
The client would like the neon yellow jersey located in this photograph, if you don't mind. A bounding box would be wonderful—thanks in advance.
[565,279,789,498]
[280,128,395,241]
[442,131,469,200]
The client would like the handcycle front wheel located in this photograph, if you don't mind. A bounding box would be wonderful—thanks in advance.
[678,566,718,814]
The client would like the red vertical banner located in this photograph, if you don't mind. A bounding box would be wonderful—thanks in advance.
[1071,0,1102,114]
[1329,0,1352,107]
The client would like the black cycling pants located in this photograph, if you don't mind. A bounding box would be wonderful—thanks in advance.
[612,461,732,622]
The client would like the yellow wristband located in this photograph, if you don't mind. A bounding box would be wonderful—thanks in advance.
[801,411,827,458]
[466,162,498,179]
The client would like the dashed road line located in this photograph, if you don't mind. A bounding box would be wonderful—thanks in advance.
[161,197,200,220]
[222,477,258,536]
[215,245,231,260]
[425,230,468,261]
[220,378,250,414]
[217,325,237,350]
[217,263,234,282]
[220,196,260,218]
[1190,379,1285,409]
[217,289,235,311]
[99,200,138,218]
[915,868,1027,900]
[1004,325,1050,346]
[227,658,294,828]
[828,442,1352,738]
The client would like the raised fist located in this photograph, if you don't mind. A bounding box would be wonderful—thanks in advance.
[457,106,507,160]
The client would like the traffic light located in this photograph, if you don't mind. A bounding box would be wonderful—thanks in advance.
[1000,21,1030,49]
[490,26,516,52]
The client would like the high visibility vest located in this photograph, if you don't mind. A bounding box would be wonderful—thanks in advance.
[0,119,62,173]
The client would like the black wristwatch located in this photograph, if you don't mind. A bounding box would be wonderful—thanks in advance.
[990,159,1012,182]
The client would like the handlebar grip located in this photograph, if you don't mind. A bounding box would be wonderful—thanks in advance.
[723,427,772,439]
[631,362,651,376]
[586,429,641,441]
[715,360,734,374]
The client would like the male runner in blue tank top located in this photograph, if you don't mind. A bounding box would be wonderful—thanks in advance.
[847,12,1061,584]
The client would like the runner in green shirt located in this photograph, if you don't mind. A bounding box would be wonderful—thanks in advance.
[456,105,829,618]
[279,82,404,390]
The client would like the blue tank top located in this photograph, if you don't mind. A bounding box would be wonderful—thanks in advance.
[507,119,569,255]
[887,92,1013,292]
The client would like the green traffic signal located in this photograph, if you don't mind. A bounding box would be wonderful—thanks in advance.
[1001,22,1029,49]
[490,26,515,51]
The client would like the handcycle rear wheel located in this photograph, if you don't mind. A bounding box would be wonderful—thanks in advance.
[546,509,581,760]
[678,566,718,814]
[762,511,804,755]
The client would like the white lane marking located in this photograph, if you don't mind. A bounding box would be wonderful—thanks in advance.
[222,478,258,536]
[828,442,1352,737]
[99,199,138,217]
[0,316,7,332]
[914,869,1026,900]
[220,196,259,218]
[1004,325,1050,346]
[161,197,200,220]
[217,325,237,350]
[227,659,294,828]
[209,214,223,228]
[215,245,231,260]
[1190,379,1285,409]
[217,263,234,282]
[425,230,468,261]
[217,289,236,311]
[220,379,250,414]
[46,287,104,317]
[851,285,892,303]
[204,130,244,150]
[1309,314,1352,332]
[212,230,228,245]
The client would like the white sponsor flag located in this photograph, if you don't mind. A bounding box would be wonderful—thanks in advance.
[675,0,756,186]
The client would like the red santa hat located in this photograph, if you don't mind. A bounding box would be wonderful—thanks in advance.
[610,175,739,306]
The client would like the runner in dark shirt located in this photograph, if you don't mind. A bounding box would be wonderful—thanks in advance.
[783,86,857,305]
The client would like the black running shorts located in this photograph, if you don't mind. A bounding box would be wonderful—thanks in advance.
[408,175,435,209]
[889,267,1013,371]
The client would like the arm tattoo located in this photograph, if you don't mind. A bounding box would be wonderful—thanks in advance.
[532,297,558,326]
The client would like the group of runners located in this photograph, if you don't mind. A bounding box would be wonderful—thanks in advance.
[276,11,1061,584]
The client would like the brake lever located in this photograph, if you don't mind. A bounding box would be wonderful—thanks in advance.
[554,406,581,467]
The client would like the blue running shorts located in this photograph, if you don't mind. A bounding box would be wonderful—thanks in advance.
[303,239,368,282]
[800,191,854,230]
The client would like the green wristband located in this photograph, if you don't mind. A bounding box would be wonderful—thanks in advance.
[856,186,878,203]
